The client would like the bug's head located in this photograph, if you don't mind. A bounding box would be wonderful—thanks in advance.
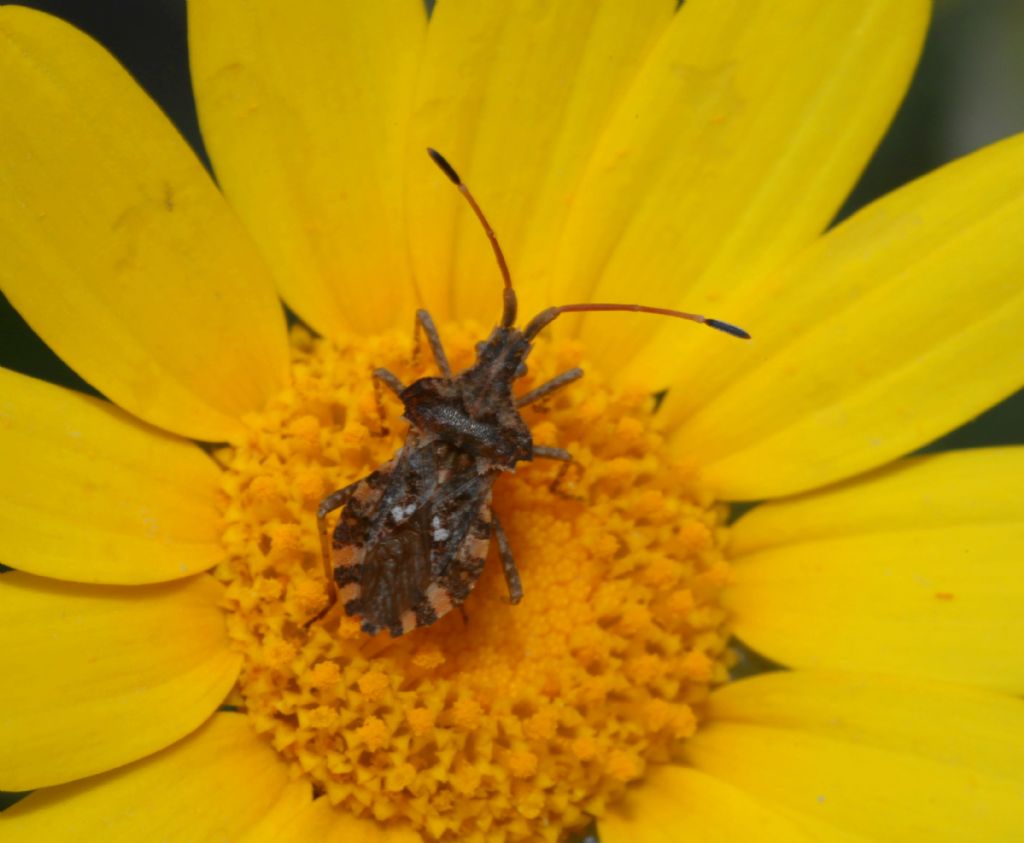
[426,148,751,344]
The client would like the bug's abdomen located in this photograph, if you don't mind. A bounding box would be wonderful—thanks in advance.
[411,502,492,628]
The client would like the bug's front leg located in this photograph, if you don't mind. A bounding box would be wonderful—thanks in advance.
[306,482,362,627]
[413,308,453,379]
[370,368,405,436]
[491,513,523,605]
[373,367,406,397]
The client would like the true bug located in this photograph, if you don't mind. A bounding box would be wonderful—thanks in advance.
[314,148,749,637]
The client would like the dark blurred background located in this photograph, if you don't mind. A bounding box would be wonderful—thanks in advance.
[1,0,1022,449]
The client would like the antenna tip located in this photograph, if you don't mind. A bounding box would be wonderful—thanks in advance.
[426,147,462,185]
[705,318,751,340]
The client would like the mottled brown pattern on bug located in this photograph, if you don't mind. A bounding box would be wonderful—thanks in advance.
[317,315,544,638]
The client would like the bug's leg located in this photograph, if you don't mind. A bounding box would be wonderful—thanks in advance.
[516,368,583,408]
[306,482,360,627]
[373,367,405,397]
[533,445,572,461]
[413,308,453,379]
[551,458,586,500]
[491,513,523,605]
[533,445,583,498]
[370,368,405,436]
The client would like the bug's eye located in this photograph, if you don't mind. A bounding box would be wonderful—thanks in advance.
[516,363,528,378]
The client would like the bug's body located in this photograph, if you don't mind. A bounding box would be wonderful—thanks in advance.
[314,149,748,638]
[323,324,536,638]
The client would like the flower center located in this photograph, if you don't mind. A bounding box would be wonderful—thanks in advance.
[215,322,734,842]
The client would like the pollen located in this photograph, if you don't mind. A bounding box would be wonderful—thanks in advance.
[215,323,734,842]
[357,669,391,700]
[308,660,341,689]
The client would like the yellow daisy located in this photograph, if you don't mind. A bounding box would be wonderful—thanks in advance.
[2,1,1023,841]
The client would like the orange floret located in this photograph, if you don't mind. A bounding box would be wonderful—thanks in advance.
[357,670,390,701]
[307,660,341,689]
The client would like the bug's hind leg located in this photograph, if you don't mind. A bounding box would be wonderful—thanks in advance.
[516,368,583,407]
[305,482,360,627]
[412,308,453,379]
[491,513,523,605]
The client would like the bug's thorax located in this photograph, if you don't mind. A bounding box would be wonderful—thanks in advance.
[399,324,534,472]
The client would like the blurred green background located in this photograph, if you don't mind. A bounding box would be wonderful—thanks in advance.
[1,0,1022,448]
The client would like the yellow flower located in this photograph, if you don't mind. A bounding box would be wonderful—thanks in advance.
[1,1,1023,841]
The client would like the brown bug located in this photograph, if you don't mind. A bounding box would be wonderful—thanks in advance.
[314,148,749,637]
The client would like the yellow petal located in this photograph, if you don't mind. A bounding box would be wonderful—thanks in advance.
[730,447,1024,555]
[727,448,1024,692]
[189,0,426,337]
[0,572,240,790]
[0,7,287,442]
[666,132,1024,500]
[239,781,420,843]
[685,671,1024,842]
[601,763,816,843]
[1,714,291,841]
[0,368,223,584]
[728,527,1024,693]
[404,0,676,322]
[559,0,927,379]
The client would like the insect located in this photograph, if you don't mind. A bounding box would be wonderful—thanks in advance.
[314,148,749,637]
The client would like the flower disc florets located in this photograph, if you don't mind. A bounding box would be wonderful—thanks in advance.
[215,323,734,842]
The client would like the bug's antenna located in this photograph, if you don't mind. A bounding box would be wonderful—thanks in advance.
[427,148,517,327]
[523,302,751,341]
